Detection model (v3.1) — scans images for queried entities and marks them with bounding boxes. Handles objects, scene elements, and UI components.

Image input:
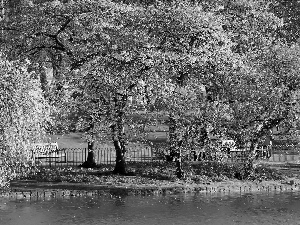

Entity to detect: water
[1,191,300,225]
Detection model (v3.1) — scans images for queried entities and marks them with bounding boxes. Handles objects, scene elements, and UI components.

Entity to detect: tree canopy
[1,0,300,178]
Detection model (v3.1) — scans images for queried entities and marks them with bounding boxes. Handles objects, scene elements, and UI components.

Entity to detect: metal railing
[32,145,300,168]
[33,146,161,167]
[188,146,295,163]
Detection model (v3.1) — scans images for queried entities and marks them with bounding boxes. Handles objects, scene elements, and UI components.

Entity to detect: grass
[10,161,300,196]
[21,161,286,185]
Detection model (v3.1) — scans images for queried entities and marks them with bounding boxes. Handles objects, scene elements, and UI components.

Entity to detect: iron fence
[33,146,162,167]
[188,150,250,163]
[32,147,251,167]
[187,146,300,163]
[32,145,300,168]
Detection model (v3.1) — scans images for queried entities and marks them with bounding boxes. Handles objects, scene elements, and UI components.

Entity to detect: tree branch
[70,51,109,70]
[56,16,72,37]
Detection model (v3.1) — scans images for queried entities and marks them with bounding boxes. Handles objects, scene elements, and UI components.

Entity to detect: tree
[72,48,153,173]
[222,3,299,166]
[121,1,241,177]
[0,0,141,172]
[143,0,300,177]
[3,0,299,180]
[0,55,51,188]
[183,1,300,176]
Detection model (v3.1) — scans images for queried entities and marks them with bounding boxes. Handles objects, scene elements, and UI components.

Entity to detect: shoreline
[6,177,300,197]
[3,161,300,198]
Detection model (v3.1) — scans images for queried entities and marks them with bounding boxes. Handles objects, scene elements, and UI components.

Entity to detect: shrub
[189,161,284,181]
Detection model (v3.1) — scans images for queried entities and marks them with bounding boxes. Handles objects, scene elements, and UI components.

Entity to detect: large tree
[117,1,242,177]
[142,0,300,177]
[200,1,300,176]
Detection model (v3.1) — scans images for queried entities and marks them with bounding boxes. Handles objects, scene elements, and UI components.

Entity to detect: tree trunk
[168,113,184,178]
[81,122,97,168]
[168,113,178,161]
[113,139,126,175]
[39,64,49,98]
[111,96,127,175]
[175,141,184,179]
[81,141,97,168]
[243,141,257,178]
[242,117,286,179]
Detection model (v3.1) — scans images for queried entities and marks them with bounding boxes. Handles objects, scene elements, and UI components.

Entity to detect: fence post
[54,150,57,168]
[65,149,69,166]
[145,147,148,162]
[31,150,35,167]
[106,147,108,164]
[99,148,101,164]
[64,149,67,166]
[110,147,112,164]
[107,147,109,164]
[49,152,52,168]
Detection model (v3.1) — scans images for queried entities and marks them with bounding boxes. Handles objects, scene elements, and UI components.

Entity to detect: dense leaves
[0,56,51,187]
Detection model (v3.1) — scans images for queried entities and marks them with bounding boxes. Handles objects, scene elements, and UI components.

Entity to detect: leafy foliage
[0,56,51,188]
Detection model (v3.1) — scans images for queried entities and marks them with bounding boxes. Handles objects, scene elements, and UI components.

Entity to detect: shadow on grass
[92,162,175,180]
[21,161,286,184]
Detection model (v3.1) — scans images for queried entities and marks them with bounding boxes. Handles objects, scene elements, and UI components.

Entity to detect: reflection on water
[1,191,300,225]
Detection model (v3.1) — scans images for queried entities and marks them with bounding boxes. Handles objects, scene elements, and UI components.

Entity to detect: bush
[251,165,284,181]
[189,161,284,181]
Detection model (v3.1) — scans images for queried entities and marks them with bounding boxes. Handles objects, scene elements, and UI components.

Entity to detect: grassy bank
[7,161,300,197]
[9,161,300,194]
[18,161,294,183]
[19,161,285,183]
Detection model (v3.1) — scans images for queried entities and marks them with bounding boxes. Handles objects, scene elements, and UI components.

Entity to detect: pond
[1,190,300,225]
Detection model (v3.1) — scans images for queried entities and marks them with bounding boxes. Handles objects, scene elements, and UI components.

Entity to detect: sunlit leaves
[0,56,51,186]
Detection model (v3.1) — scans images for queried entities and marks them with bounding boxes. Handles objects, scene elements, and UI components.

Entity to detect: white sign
[32,143,58,155]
